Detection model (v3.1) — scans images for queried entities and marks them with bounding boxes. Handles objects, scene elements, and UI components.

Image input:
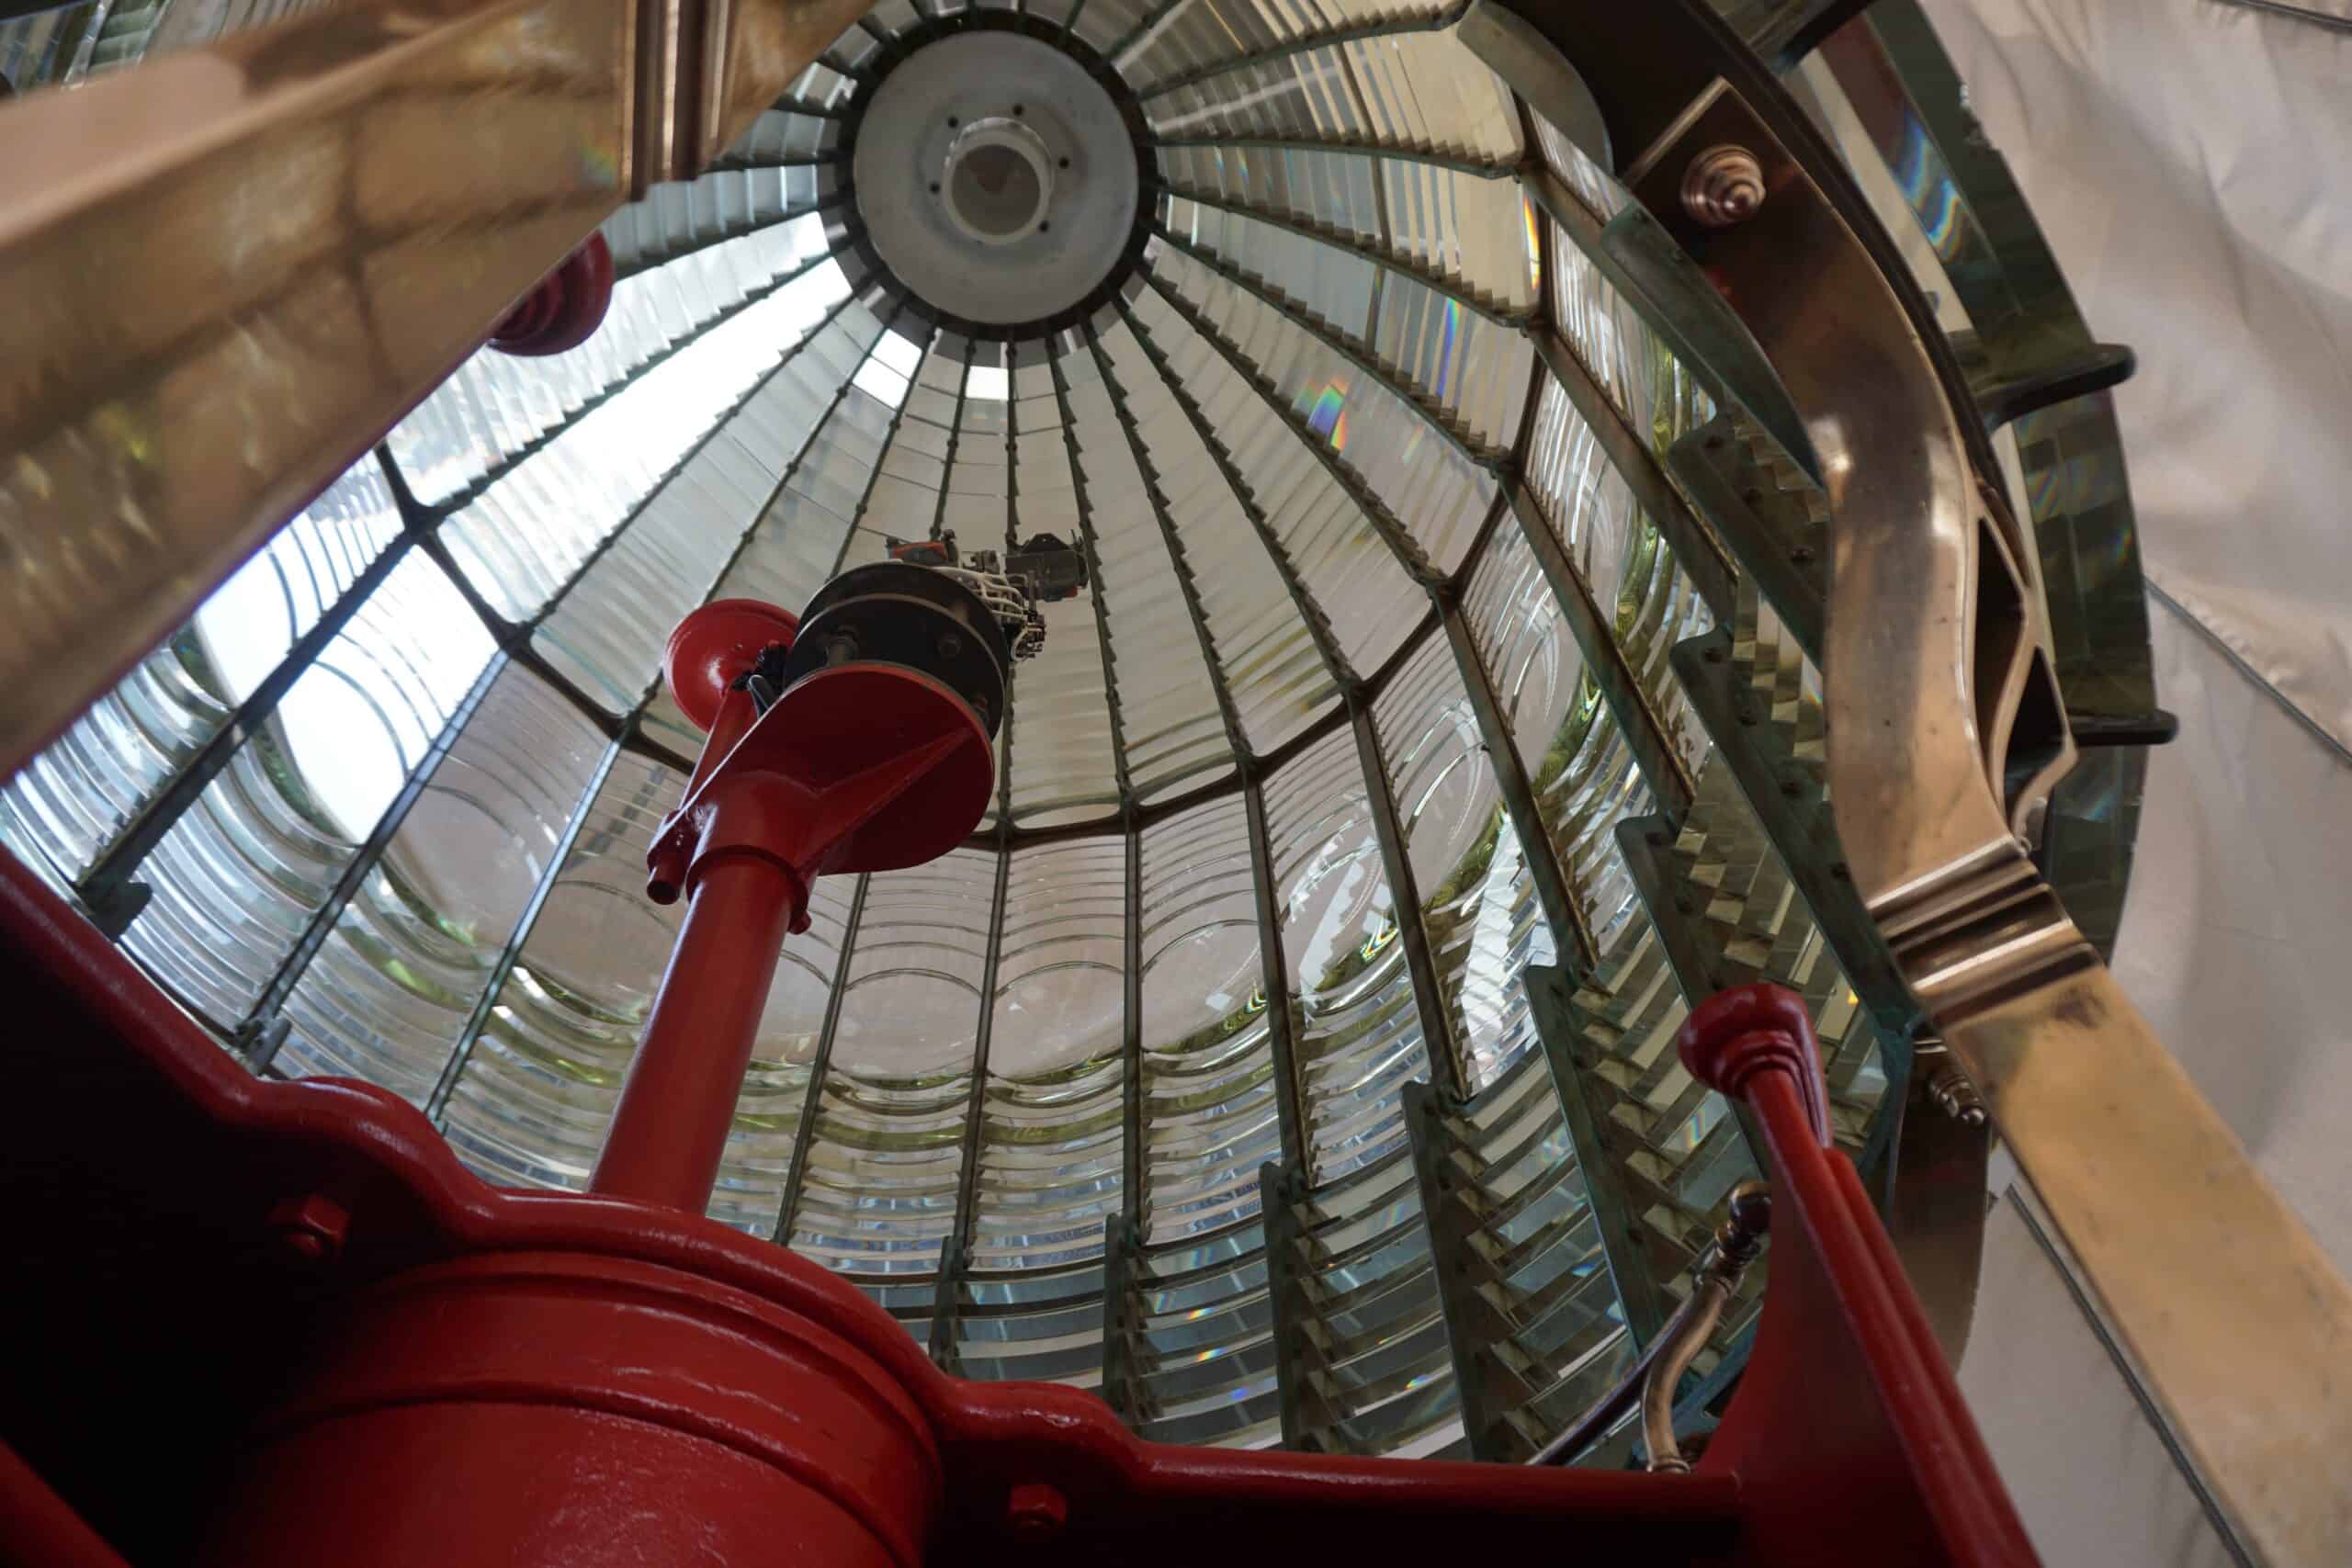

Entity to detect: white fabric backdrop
[1906,3,2351,1561]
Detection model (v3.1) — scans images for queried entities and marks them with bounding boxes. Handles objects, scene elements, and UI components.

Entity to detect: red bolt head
[269,1193,350,1262]
[1005,1483,1068,1540]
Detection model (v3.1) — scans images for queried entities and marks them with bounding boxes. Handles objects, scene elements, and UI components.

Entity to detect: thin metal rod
[769,95,843,120]
[1500,477,1695,820]
[1148,222,1509,471]
[1002,339,1023,557]
[1077,318,1254,763]
[1119,812,1146,1212]
[1129,273,1442,586]
[424,739,628,1122]
[514,288,879,642]
[238,650,513,1039]
[928,829,1015,1368]
[1103,0,1187,65]
[947,608,1447,856]
[1100,810,1148,1420]
[1240,769,1309,1173]
[1044,334,1136,808]
[1111,299,1362,692]
[1160,180,1530,331]
[930,337,971,546]
[1134,5,1472,100]
[73,492,431,922]
[1348,700,1465,1101]
[1438,600,1600,974]
[1259,1156,1333,1449]
[655,147,843,180]
[1149,134,1521,179]
[435,245,845,521]
[1524,325,1736,625]
[774,873,871,1242]
[413,287,873,760]
[612,188,852,279]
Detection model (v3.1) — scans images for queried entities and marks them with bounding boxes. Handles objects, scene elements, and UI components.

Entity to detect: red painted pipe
[590,847,801,1210]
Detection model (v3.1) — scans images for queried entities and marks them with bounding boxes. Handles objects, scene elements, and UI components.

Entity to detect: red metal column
[589,847,802,1210]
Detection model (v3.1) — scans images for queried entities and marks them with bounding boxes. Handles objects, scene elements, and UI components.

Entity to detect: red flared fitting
[1676,981,1833,1148]
[490,231,616,357]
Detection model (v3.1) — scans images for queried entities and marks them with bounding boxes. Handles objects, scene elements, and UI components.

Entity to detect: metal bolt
[1681,144,1766,229]
[270,1193,350,1263]
[1929,1065,1990,1127]
[1718,1180,1771,1266]
[1005,1483,1067,1541]
[938,632,964,660]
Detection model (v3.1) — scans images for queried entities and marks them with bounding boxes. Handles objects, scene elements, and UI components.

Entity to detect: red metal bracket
[596,598,997,1211]
[0,864,2040,1564]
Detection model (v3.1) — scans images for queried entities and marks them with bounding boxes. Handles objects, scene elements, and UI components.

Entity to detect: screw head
[939,632,965,660]
[269,1193,351,1263]
[1005,1483,1067,1540]
[1681,144,1766,229]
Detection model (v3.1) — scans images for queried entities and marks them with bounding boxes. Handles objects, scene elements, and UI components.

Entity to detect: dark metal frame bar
[422,738,628,1121]
[774,872,871,1242]
[240,650,512,1058]
[928,829,1015,1369]
[1158,180,1532,331]
[1132,5,1473,101]
[1128,273,1442,585]
[610,186,853,280]
[1147,221,1510,473]
[1149,134,1521,179]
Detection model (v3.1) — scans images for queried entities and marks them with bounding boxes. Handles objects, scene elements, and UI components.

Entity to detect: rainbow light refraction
[1522,194,1543,295]
[1303,378,1350,449]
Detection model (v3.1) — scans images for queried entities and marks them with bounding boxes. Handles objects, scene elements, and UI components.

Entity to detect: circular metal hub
[783,561,1012,739]
[850,27,1142,331]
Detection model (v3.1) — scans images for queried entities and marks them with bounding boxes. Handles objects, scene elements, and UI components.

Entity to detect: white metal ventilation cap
[849,28,1141,327]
